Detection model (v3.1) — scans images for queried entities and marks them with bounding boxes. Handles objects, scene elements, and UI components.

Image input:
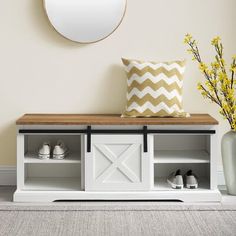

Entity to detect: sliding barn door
[85,135,152,191]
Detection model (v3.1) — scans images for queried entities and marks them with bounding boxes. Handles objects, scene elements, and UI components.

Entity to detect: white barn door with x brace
[85,135,152,191]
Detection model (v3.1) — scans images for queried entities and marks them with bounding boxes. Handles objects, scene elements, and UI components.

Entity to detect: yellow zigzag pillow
[122,58,189,117]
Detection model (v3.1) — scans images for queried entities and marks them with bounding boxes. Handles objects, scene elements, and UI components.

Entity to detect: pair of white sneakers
[38,140,68,160]
[167,169,198,189]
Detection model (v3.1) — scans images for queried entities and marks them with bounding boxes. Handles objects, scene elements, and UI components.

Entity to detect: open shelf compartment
[153,134,211,191]
[21,134,84,191]
[153,134,211,164]
[23,163,82,191]
[23,134,82,163]
[153,163,210,191]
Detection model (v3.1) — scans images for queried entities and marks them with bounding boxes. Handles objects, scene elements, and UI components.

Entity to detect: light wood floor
[1,186,236,205]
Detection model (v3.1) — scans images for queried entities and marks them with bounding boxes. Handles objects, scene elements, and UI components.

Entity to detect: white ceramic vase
[221,130,236,195]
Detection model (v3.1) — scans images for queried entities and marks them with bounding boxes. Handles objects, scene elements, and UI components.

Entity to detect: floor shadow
[0,186,16,202]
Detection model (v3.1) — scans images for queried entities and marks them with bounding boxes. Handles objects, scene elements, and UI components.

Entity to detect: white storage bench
[14,114,221,202]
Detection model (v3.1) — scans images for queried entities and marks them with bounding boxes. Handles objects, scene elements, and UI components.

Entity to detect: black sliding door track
[19,127,216,153]
[19,129,216,134]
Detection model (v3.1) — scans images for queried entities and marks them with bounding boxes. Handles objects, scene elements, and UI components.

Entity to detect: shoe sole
[38,154,50,159]
[52,151,68,160]
[167,179,183,189]
[186,184,198,189]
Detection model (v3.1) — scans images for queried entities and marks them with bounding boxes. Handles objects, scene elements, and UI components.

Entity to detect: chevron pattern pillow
[122,58,189,117]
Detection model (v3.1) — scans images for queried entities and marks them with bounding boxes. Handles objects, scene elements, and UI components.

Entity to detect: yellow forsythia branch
[184,34,236,131]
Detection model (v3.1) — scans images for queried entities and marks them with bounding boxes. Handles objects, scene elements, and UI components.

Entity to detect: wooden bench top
[16,114,218,125]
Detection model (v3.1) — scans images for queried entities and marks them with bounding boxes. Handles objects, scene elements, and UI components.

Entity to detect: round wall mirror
[43,0,127,43]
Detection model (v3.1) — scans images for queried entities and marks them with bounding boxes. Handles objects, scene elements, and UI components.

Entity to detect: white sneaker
[38,142,51,159]
[52,140,68,160]
[167,169,184,189]
[184,170,198,189]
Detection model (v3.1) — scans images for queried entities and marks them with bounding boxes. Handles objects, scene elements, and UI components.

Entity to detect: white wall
[0,0,235,165]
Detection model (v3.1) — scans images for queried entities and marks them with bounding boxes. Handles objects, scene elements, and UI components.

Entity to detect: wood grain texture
[16,114,218,125]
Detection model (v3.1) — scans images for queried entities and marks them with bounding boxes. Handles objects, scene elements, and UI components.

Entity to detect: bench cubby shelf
[14,114,221,202]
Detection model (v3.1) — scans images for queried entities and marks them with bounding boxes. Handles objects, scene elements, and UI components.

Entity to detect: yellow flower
[220,58,225,66]
[211,36,221,46]
[219,109,226,117]
[187,49,192,54]
[184,34,192,44]
[211,61,220,69]
[207,69,214,76]
[225,78,231,86]
[232,123,236,131]
[227,92,234,100]
[205,81,215,92]
[201,91,207,97]
[197,83,202,91]
[211,79,217,86]
[230,65,236,73]
[218,72,227,81]
[199,62,208,72]
[232,55,236,60]
[222,103,230,113]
